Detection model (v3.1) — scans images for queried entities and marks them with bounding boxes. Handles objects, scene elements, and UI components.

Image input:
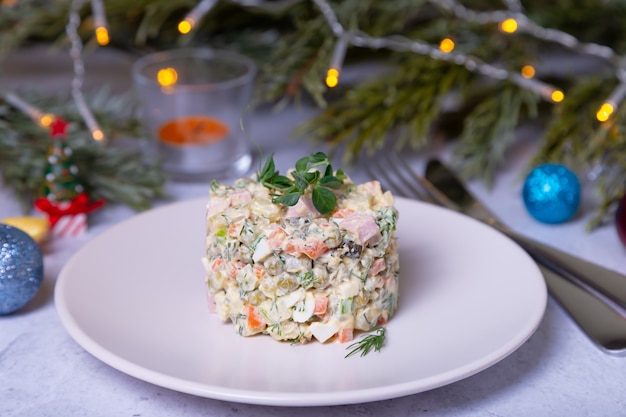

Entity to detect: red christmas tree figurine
[34,117,104,237]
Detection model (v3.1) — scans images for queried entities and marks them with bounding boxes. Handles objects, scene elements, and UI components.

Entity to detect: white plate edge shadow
[54,196,547,407]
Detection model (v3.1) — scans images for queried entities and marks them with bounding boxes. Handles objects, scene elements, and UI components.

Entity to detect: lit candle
[158,116,230,146]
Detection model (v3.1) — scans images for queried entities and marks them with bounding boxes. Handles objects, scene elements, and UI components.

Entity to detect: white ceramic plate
[55,197,546,407]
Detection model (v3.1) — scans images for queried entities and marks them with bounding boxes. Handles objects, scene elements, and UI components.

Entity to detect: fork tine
[389,153,461,211]
[364,152,460,211]
[384,153,434,202]
[364,153,430,201]
[363,154,396,194]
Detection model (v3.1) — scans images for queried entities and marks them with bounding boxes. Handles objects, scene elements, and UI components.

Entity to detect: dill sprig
[345,327,386,358]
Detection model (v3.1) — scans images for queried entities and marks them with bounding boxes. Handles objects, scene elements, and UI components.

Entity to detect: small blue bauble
[522,163,581,224]
[0,224,44,314]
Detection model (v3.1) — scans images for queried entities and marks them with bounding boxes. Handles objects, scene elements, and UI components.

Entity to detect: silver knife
[424,159,626,354]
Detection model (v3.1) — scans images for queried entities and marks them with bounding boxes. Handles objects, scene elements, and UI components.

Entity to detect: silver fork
[365,151,626,355]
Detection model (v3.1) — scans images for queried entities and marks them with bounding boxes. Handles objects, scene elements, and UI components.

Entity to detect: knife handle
[507,229,626,314]
[540,263,626,355]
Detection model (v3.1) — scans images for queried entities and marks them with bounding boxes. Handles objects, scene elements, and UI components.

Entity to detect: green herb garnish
[258,152,346,215]
[344,327,386,358]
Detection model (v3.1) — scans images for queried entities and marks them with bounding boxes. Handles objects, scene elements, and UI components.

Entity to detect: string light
[178,0,217,35]
[326,34,349,88]
[596,102,614,122]
[2,92,56,128]
[18,0,625,140]
[435,0,617,63]
[551,89,565,103]
[439,38,455,53]
[39,113,56,127]
[595,76,626,121]
[499,18,518,34]
[521,65,535,79]
[433,0,626,109]
[313,0,566,104]
[508,74,564,103]
[90,128,104,141]
[325,68,339,88]
[67,0,106,143]
[178,20,193,35]
[91,0,110,46]
[5,0,108,141]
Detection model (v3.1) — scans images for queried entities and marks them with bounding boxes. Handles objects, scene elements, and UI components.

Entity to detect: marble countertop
[1,47,625,417]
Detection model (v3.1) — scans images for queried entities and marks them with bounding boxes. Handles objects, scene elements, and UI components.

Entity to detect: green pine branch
[453,85,540,186]
[0,89,168,212]
[3,0,626,228]
[295,56,471,162]
[532,76,626,229]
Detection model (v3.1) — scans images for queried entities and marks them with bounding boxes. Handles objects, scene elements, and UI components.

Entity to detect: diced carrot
[228,220,243,238]
[267,227,287,249]
[253,265,266,280]
[313,294,328,316]
[283,238,302,257]
[210,258,224,272]
[377,311,389,325]
[316,310,331,322]
[212,258,238,278]
[302,239,328,260]
[245,304,266,331]
[337,327,354,343]
[226,261,239,278]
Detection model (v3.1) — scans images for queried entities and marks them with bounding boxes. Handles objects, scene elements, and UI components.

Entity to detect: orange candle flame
[159,116,229,146]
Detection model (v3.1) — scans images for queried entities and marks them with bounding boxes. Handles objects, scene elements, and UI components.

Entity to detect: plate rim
[54,196,547,406]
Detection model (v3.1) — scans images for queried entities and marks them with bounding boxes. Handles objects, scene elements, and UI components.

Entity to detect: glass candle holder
[132,48,256,181]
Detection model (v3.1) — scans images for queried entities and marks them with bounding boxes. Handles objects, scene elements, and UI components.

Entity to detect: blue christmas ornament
[522,163,581,224]
[0,224,44,315]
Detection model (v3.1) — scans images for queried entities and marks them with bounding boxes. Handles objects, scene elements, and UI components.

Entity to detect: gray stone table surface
[1,47,625,417]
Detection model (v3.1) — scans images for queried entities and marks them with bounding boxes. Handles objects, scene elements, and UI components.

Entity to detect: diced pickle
[275,273,299,295]
[263,253,284,275]
[245,290,264,305]
[343,239,362,259]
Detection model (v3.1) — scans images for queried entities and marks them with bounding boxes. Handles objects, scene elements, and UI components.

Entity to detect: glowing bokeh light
[95,27,110,46]
[551,90,565,103]
[39,113,55,128]
[596,102,614,122]
[439,38,455,53]
[500,18,518,34]
[178,19,194,34]
[521,65,535,79]
[157,67,178,87]
[92,129,105,141]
